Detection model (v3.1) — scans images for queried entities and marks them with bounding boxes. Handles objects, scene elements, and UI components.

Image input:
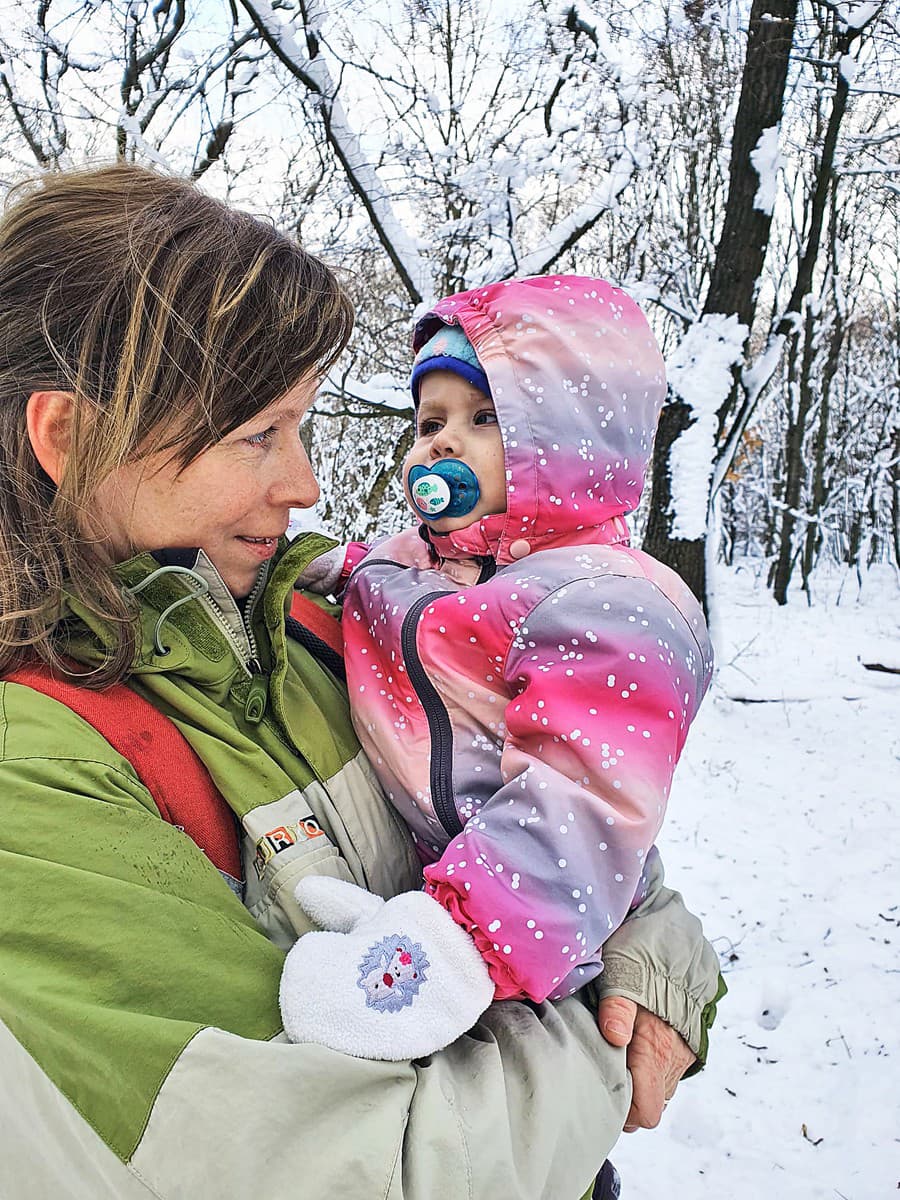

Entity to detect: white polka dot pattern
[341,276,713,1004]
[345,537,712,1002]
[412,275,666,567]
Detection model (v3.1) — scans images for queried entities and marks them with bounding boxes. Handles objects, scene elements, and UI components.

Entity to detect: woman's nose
[271,441,320,509]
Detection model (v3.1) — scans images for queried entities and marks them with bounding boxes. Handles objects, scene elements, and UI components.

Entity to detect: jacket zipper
[196,569,270,724]
[476,557,496,583]
[242,568,268,662]
[401,590,463,839]
[240,570,270,723]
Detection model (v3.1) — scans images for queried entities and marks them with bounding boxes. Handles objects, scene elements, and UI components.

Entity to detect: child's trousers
[580,1159,621,1200]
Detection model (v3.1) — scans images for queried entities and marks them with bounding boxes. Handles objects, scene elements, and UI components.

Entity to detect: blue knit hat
[410,325,490,404]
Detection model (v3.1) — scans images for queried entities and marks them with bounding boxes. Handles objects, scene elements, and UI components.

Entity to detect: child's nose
[431,425,460,457]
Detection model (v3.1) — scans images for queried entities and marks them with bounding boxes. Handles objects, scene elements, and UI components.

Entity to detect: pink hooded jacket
[341,276,713,1003]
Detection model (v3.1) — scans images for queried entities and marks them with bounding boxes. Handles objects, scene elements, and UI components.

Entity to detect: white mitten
[279,876,495,1060]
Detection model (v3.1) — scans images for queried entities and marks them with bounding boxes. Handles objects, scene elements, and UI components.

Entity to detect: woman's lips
[237,535,279,560]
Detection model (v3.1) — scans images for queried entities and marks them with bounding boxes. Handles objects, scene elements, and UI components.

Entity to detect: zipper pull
[244,659,269,724]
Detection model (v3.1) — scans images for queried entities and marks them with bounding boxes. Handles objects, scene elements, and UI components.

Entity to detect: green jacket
[0,535,723,1199]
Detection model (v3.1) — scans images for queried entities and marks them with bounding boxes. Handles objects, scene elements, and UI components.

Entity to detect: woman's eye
[474,409,498,425]
[245,427,276,447]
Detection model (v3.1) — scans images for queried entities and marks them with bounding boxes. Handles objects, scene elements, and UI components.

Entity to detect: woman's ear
[26,391,74,485]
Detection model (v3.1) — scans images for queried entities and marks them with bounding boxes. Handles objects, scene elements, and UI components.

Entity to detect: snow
[834,2,881,31]
[667,314,748,540]
[839,53,858,85]
[509,121,646,281]
[288,504,337,537]
[613,559,900,1200]
[116,112,172,170]
[750,125,782,215]
[320,369,411,413]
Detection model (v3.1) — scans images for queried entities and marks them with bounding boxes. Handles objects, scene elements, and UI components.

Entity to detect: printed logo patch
[357,935,429,1012]
[253,818,324,878]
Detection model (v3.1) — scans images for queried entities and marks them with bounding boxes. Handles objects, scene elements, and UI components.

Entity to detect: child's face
[404,370,506,532]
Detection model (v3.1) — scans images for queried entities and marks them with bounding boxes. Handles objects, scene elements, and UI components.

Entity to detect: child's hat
[410,325,490,404]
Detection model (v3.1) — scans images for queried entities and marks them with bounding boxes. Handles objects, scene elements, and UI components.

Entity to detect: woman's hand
[597,996,696,1131]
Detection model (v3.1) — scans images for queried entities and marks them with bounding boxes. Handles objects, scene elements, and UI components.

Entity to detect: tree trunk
[802,304,841,587]
[365,426,415,521]
[704,0,799,338]
[643,395,708,602]
[720,482,736,566]
[645,0,798,609]
[773,311,815,604]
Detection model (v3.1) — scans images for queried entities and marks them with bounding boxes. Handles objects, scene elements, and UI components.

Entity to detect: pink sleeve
[424,574,712,1002]
[341,541,371,585]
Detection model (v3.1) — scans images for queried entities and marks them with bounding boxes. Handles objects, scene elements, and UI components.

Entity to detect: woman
[0,165,722,1199]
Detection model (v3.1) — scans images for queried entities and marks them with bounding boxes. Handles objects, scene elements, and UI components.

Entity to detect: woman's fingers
[621,1005,696,1132]
[596,994,638,1047]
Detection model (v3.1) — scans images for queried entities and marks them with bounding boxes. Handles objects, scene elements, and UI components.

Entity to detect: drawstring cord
[126,565,211,656]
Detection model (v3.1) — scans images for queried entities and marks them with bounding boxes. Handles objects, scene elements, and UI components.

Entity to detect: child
[280,274,714,1064]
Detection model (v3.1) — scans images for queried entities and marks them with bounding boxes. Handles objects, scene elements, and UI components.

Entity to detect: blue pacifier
[408,459,481,520]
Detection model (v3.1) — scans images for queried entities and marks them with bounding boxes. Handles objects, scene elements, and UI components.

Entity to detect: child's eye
[474,409,498,426]
[418,418,441,436]
[245,427,276,447]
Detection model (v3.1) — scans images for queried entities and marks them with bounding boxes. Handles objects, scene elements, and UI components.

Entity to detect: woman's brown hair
[0,163,353,685]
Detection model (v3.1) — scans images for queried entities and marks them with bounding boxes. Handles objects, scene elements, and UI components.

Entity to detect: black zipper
[400,589,463,838]
[476,556,496,583]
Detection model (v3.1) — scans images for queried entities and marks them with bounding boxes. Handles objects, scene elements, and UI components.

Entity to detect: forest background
[0,0,897,617]
[0,1,897,1197]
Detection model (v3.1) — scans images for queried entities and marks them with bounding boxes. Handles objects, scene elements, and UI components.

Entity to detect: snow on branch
[116,111,173,170]
[667,314,748,540]
[318,370,413,419]
[750,125,783,215]
[240,0,434,306]
[0,44,53,166]
[709,330,788,500]
[742,483,844,533]
[833,1,881,30]
[512,122,643,279]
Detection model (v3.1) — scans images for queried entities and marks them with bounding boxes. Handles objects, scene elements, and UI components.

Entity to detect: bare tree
[0,0,265,176]
[1,0,897,580]
[643,0,798,606]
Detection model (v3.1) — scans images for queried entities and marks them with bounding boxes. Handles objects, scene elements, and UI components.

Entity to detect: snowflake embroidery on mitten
[357,935,429,1012]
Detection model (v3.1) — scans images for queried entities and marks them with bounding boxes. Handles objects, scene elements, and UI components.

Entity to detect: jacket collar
[59,532,338,683]
[423,512,632,566]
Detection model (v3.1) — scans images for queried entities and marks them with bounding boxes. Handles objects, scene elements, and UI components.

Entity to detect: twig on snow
[825,1032,852,1059]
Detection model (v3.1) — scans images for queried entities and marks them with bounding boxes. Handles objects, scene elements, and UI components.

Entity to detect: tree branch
[239,0,433,305]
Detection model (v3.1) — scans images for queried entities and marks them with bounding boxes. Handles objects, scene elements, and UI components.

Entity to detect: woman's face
[91,376,320,599]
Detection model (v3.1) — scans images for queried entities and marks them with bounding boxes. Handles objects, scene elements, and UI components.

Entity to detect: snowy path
[612,564,899,1200]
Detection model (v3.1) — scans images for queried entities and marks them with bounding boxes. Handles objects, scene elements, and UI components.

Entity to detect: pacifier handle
[408,459,481,520]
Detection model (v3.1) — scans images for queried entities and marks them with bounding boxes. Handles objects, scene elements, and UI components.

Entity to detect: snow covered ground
[613,560,900,1200]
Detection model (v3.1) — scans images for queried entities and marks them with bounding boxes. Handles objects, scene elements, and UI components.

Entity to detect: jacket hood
[412,275,666,565]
